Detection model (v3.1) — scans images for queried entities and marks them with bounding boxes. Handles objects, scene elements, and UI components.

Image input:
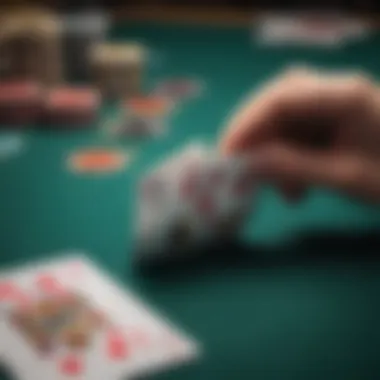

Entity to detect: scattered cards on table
[134,142,257,264]
[108,96,174,139]
[255,12,371,47]
[0,254,200,380]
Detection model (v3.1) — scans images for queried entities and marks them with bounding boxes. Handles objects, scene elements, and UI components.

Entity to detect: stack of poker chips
[0,81,44,125]
[43,86,101,128]
[0,8,63,86]
[90,42,147,100]
[0,81,100,128]
[62,9,109,82]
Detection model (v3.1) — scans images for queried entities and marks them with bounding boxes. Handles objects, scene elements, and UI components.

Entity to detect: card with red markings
[0,253,200,379]
[135,142,257,264]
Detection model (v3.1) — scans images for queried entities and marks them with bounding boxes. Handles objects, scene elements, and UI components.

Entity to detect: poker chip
[68,148,130,174]
[44,87,100,127]
[125,96,173,118]
[0,134,25,160]
[47,87,100,110]
[91,42,146,68]
[0,81,43,124]
[0,81,42,104]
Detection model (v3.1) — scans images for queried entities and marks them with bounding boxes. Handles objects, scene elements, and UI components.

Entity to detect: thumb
[249,144,380,201]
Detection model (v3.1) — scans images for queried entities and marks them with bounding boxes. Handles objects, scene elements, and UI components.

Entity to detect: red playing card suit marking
[35,274,64,294]
[106,329,129,360]
[0,282,16,300]
[196,195,216,218]
[180,169,199,199]
[59,354,84,376]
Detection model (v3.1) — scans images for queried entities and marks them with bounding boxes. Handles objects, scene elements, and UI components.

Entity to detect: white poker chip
[90,42,147,67]
[0,134,24,160]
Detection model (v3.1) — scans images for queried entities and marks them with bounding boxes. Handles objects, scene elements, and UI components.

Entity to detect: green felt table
[2,21,380,380]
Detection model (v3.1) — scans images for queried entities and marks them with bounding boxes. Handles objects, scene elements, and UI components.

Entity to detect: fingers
[249,144,380,202]
[220,68,378,155]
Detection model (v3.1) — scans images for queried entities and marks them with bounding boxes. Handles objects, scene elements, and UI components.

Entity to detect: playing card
[135,143,208,262]
[124,96,173,137]
[0,254,199,379]
[135,142,257,263]
[177,147,256,241]
[112,112,163,139]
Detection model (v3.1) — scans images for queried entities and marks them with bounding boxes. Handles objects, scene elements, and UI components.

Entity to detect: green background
[1,22,380,379]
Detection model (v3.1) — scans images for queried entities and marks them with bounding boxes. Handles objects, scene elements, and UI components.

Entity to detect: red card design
[59,353,84,376]
[106,329,128,360]
[35,274,65,295]
[0,281,16,301]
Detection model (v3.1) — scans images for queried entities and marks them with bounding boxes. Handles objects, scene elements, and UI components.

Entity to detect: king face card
[0,254,200,380]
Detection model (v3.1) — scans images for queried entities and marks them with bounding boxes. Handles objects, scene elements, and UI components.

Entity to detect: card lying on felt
[134,142,257,264]
[0,254,200,380]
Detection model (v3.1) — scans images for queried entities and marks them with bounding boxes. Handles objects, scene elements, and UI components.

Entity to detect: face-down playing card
[0,254,199,380]
[135,142,257,262]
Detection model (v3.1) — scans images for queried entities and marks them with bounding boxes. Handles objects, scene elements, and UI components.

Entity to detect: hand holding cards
[134,142,257,264]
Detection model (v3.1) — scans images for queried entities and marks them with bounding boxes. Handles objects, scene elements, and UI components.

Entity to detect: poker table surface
[2,20,380,380]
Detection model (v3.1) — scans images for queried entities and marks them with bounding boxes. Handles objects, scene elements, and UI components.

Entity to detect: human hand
[220,68,380,203]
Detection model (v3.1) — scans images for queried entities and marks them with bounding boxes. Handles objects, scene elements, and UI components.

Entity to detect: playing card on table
[0,253,200,380]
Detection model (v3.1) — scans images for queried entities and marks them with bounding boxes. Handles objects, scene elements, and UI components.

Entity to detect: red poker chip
[46,87,100,111]
[125,96,172,118]
[0,81,43,105]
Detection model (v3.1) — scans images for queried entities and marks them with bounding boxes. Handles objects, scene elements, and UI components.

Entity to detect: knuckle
[283,66,312,80]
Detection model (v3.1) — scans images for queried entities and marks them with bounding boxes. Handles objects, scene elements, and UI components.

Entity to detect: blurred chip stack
[0,8,63,86]
[44,86,101,128]
[90,42,147,100]
[0,81,43,125]
[62,9,109,82]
